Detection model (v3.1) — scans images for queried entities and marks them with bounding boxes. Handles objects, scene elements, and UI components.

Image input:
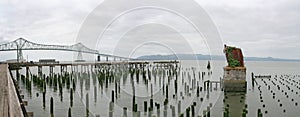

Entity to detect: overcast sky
[0,0,300,61]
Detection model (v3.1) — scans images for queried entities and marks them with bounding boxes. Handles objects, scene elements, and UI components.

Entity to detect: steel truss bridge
[0,37,129,62]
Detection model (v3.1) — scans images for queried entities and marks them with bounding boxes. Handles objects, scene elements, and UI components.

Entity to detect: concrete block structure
[223,45,247,92]
[223,67,247,92]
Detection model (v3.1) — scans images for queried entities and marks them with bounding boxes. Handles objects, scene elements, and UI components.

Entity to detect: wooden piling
[50,97,54,117]
[150,98,153,109]
[86,93,89,117]
[178,100,181,115]
[123,107,127,117]
[94,86,97,103]
[207,106,210,117]
[70,88,73,107]
[112,90,114,102]
[43,92,46,109]
[166,85,168,99]
[171,106,175,117]
[186,107,190,117]
[191,105,195,116]
[68,107,71,117]
[144,101,147,112]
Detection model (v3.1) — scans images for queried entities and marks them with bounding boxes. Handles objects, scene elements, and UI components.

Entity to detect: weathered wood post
[68,107,71,117]
[123,107,127,117]
[156,103,160,117]
[144,101,147,112]
[150,98,153,109]
[38,66,42,78]
[186,107,190,117]
[109,101,114,117]
[50,97,54,117]
[43,92,46,109]
[178,100,181,115]
[171,105,175,117]
[191,105,195,117]
[166,85,168,99]
[115,82,118,99]
[70,88,73,107]
[207,106,211,117]
[94,86,97,103]
[26,66,29,78]
[16,69,20,80]
[257,108,262,117]
[112,90,114,102]
[86,93,89,117]
[210,82,212,91]
[197,86,200,97]
[49,66,54,78]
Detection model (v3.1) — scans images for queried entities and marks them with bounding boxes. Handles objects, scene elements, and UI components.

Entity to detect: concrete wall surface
[223,67,247,92]
[0,64,24,117]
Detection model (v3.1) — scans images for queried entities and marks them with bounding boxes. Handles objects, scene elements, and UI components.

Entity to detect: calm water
[15,60,300,117]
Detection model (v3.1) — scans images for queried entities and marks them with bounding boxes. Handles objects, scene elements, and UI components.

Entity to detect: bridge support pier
[17,48,23,62]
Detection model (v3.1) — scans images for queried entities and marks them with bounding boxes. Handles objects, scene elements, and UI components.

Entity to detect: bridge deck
[0,64,24,117]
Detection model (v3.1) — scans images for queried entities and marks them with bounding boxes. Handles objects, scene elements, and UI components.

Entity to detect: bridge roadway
[0,64,25,117]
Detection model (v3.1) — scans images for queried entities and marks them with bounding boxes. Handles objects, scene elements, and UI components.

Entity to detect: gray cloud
[196,0,300,59]
[0,0,300,61]
[0,0,103,43]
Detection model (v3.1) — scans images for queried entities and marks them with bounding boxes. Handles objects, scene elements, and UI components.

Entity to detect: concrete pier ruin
[223,45,247,92]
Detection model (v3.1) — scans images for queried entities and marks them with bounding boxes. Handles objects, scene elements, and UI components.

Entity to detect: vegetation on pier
[225,46,241,67]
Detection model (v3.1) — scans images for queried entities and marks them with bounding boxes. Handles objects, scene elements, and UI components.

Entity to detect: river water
[15,60,300,117]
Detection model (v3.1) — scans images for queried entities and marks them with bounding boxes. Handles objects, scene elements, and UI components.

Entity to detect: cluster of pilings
[15,61,226,117]
[94,62,222,117]
[221,73,300,117]
[248,73,300,117]
[16,64,87,117]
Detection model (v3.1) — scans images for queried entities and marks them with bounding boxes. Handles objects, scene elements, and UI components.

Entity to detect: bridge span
[0,38,130,62]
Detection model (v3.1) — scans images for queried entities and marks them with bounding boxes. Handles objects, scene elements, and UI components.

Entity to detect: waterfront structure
[223,45,247,92]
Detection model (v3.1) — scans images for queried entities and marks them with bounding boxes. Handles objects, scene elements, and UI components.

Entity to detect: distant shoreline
[136,54,300,62]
